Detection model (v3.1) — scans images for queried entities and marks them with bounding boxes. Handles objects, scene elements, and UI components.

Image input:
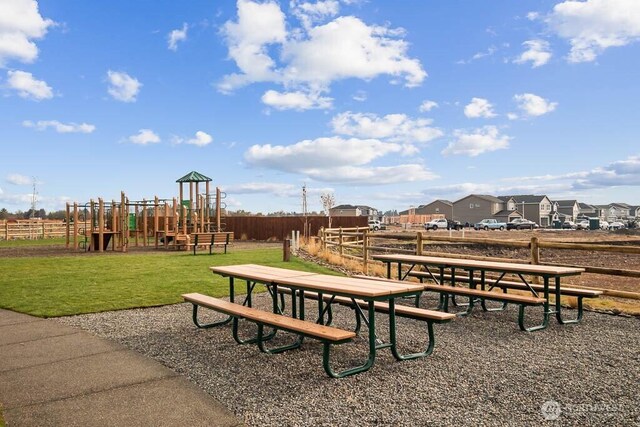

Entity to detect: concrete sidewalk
[0,309,242,427]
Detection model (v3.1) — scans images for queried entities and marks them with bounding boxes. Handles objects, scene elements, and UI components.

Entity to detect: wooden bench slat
[182,293,355,342]
[407,271,602,298]
[421,284,546,305]
[277,288,455,323]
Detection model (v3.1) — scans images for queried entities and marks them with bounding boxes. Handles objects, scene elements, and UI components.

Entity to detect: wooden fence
[319,228,640,300]
[0,220,67,240]
[225,216,367,241]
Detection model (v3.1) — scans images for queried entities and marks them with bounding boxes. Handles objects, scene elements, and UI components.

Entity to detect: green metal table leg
[256,323,302,354]
[389,298,436,360]
[323,302,376,378]
[190,303,232,328]
[555,277,583,324]
[519,276,551,332]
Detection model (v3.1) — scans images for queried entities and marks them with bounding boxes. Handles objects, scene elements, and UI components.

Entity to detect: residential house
[553,200,580,222]
[452,194,519,225]
[500,195,553,227]
[330,204,379,220]
[578,203,599,219]
[609,203,633,220]
[420,200,454,218]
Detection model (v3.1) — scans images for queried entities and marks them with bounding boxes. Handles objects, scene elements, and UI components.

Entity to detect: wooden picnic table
[202,264,437,377]
[372,254,585,331]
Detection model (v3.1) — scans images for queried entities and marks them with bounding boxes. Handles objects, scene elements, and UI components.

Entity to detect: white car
[609,221,625,230]
[600,221,609,230]
[576,220,590,230]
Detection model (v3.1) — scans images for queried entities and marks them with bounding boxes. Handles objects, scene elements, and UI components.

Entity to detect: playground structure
[64,171,227,252]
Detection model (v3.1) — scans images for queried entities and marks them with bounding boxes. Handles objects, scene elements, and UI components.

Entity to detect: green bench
[183,293,356,377]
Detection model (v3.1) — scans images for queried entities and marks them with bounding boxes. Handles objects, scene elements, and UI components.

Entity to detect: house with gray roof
[499,194,553,227]
[453,194,518,225]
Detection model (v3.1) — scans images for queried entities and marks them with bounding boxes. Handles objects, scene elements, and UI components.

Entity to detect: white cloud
[6,70,53,100]
[291,0,340,29]
[107,70,141,102]
[219,1,426,97]
[6,173,31,185]
[352,90,367,102]
[464,97,496,119]
[188,131,213,146]
[282,16,426,88]
[513,93,557,117]
[218,0,287,92]
[245,136,402,170]
[514,39,552,68]
[419,100,438,112]
[442,125,511,157]
[167,23,188,51]
[507,113,519,120]
[0,0,54,66]
[244,135,436,184]
[225,182,298,196]
[331,111,443,144]
[303,164,436,184]
[261,89,333,110]
[127,129,160,145]
[545,0,640,63]
[22,119,95,133]
[572,155,640,189]
[457,45,498,64]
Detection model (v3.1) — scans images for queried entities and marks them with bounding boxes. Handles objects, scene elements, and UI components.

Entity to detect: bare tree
[320,192,335,228]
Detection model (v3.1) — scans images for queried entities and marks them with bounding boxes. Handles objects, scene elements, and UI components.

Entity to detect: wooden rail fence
[1,220,67,240]
[319,228,640,300]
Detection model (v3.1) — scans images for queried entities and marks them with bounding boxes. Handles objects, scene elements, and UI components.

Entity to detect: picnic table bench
[189,232,233,255]
[407,270,601,322]
[183,293,355,358]
[372,254,587,332]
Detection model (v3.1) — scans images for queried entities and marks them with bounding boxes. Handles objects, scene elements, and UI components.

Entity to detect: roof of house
[454,194,504,204]
[331,204,375,211]
[502,194,550,203]
[579,202,596,210]
[553,199,578,205]
[493,209,521,218]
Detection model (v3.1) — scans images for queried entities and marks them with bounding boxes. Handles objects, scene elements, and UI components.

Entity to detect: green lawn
[0,249,337,318]
[0,237,66,247]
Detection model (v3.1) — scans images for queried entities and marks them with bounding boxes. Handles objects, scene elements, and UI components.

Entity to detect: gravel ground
[55,292,640,426]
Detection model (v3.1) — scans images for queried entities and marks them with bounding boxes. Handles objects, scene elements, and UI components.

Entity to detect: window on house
[435,208,440,213]
[470,203,474,209]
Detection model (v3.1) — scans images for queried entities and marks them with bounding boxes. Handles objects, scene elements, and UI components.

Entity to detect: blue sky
[1,0,639,214]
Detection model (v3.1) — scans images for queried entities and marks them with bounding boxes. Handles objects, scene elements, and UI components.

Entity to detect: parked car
[368,220,386,231]
[424,218,462,230]
[506,218,539,230]
[600,221,609,230]
[576,220,590,230]
[562,221,577,229]
[609,221,626,230]
[474,219,507,231]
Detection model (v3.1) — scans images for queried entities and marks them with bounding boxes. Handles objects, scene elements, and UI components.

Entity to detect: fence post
[283,238,291,261]
[530,236,540,284]
[362,230,369,274]
[4,220,7,240]
[416,231,423,256]
[339,227,344,257]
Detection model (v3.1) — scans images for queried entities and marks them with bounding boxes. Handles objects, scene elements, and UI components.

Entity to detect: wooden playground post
[142,199,148,247]
[172,198,178,238]
[195,182,200,216]
[163,202,169,249]
[73,202,79,250]
[216,187,221,231]
[121,192,128,253]
[182,205,187,236]
[154,196,159,249]
[98,198,105,252]
[134,204,139,247]
[205,181,210,231]
[199,195,205,233]
[65,203,70,248]
[110,200,116,251]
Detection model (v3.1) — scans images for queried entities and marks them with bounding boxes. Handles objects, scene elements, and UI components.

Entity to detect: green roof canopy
[176,171,212,183]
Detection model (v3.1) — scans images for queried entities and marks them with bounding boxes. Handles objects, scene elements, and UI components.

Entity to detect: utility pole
[30,177,38,218]
[302,184,308,239]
